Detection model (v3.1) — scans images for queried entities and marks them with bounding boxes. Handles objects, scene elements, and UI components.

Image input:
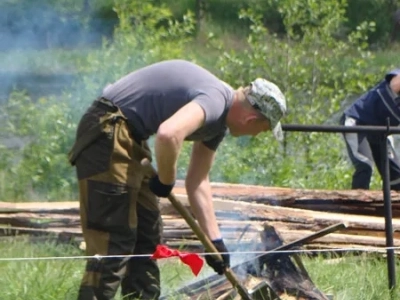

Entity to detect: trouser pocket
[87,180,131,232]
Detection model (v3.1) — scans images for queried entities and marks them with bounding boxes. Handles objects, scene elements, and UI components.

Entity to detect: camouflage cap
[246,78,287,141]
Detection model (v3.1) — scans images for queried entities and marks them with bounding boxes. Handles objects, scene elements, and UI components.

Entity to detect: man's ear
[242,114,258,125]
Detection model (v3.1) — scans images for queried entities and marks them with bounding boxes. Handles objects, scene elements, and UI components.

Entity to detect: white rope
[0,246,399,262]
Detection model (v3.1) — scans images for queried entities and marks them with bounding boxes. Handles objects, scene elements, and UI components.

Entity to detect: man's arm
[185,141,221,240]
[154,102,205,185]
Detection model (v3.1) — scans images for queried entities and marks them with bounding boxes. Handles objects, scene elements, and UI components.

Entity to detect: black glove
[205,239,230,275]
[149,175,174,197]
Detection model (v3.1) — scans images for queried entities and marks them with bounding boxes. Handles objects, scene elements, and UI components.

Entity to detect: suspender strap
[68,99,126,165]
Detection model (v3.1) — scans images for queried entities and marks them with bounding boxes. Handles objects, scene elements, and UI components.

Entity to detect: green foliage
[0,0,196,200]
[2,0,396,52]
[79,0,195,101]
[165,0,397,45]
[0,91,76,200]
[1,0,397,200]
[209,0,384,188]
[345,0,395,45]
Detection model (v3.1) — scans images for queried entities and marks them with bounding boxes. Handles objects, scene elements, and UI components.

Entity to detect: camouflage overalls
[69,98,162,300]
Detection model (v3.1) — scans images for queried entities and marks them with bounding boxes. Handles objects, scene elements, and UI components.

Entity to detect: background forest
[1,0,399,201]
[1,1,400,299]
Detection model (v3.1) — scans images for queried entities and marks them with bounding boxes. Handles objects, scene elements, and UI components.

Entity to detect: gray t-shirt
[102,59,234,150]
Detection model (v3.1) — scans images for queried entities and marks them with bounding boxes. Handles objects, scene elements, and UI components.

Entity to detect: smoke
[0,72,76,104]
[1,3,78,51]
[0,1,116,50]
[0,0,117,102]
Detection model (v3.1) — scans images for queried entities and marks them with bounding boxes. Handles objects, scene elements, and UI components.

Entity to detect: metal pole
[282,123,400,134]
[382,118,396,292]
[281,122,398,292]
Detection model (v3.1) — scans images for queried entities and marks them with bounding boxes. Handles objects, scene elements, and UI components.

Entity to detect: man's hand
[390,74,400,95]
[149,175,175,197]
[204,239,230,275]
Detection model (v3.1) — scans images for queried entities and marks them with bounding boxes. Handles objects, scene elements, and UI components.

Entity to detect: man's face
[390,74,400,94]
[229,117,271,137]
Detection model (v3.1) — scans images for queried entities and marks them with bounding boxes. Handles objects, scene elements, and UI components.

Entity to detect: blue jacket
[345,69,400,126]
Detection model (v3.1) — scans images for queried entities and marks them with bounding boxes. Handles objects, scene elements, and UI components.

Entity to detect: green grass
[303,254,400,300]
[0,237,194,300]
[0,238,400,300]
[0,238,82,299]
[372,42,400,66]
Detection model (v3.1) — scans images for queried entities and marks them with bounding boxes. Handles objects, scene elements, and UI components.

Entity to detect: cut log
[0,226,81,236]
[161,196,400,234]
[0,201,79,214]
[0,213,80,228]
[173,181,400,216]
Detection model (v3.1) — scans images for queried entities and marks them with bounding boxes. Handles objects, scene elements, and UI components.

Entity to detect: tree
[195,0,207,35]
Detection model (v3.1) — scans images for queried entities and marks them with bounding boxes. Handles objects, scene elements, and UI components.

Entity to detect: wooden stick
[141,159,252,300]
[270,222,347,253]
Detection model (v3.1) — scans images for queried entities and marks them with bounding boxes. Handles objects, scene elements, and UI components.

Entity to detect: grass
[303,254,400,300]
[0,238,400,300]
[0,237,194,300]
[371,42,400,66]
[0,238,82,299]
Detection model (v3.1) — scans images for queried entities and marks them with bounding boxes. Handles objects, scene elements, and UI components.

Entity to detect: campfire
[161,223,340,300]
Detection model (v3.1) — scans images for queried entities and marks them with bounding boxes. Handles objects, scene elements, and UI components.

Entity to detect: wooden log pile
[0,181,400,256]
[173,181,400,217]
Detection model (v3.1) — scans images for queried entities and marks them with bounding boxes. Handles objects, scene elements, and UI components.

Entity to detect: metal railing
[282,118,400,293]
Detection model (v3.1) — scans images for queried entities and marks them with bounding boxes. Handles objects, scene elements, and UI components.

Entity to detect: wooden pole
[141,159,252,300]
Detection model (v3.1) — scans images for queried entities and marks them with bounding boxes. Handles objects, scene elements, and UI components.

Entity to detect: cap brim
[272,122,284,141]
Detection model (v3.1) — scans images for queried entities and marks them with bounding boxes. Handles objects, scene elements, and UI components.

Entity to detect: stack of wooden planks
[0,181,400,255]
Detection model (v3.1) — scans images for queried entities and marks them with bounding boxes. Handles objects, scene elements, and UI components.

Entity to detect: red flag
[151,244,204,276]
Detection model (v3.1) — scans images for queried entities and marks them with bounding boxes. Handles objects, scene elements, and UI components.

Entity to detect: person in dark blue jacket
[341,69,400,190]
